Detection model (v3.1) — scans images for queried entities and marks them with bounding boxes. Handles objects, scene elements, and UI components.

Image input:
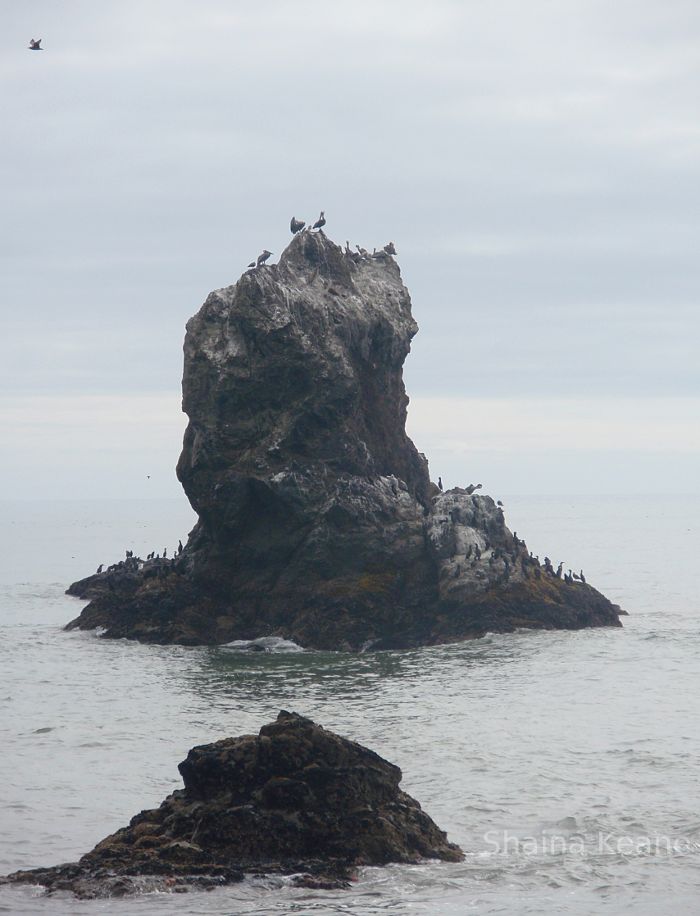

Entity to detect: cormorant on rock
[465,483,483,495]
[256,250,272,267]
[384,242,397,255]
[556,562,563,578]
[290,217,305,234]
[312,211,326,230]
[163,548,167,558]
[438,476,443,491]
[178,540,183,555]
[96,564,103,574]
[580,569,586,583]
[28,39,43,50]
[247,261,255,268]
[497,500,503,507]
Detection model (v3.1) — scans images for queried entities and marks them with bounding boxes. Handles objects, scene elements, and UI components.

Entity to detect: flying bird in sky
[28,39,43,50]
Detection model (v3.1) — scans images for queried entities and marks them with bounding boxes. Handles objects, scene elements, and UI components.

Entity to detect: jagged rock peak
[177,229,430,512]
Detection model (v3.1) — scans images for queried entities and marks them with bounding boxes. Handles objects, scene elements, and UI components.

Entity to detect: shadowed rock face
[65,231,623,648]
[1,712,463,898]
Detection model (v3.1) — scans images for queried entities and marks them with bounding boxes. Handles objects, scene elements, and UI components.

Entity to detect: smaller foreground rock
[0,712,463,898]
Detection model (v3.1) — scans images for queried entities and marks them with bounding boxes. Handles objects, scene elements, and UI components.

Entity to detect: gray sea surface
[0,496,698,915]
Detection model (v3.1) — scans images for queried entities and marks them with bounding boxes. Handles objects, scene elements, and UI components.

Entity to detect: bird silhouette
[28,39,43,50]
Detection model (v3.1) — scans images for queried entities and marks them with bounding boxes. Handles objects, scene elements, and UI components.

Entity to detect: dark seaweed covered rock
[65,230,623,648]
[1,712,463,898]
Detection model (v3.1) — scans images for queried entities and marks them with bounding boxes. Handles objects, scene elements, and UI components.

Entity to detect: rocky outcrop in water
[65,230,623,648]
[1,711,463,898]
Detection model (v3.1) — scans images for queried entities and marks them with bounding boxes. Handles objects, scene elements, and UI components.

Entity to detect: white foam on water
[221,636,306,653]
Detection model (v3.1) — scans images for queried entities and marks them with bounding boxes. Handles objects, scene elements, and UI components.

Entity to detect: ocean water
[0,496,698,915]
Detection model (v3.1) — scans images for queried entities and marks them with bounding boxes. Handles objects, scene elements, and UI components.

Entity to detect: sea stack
[1,712,463,898]
[66,230,623,648]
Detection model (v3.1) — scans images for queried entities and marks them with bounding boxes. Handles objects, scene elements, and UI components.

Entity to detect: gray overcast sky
[2,0,699,498]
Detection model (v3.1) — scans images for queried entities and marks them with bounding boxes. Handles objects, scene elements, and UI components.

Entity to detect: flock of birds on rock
[95,543,184,580]
[247,212,326,269]
[434,481,587,587]
[454,529,587,588]
[247,212,397,271]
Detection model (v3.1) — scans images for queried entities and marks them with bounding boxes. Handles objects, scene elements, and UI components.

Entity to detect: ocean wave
[220,636,305,654]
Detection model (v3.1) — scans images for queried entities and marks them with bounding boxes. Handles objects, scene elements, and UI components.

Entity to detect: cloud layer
[3,1,698,494]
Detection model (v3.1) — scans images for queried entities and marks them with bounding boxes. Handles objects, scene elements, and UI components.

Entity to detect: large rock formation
[1,712,463,898]
[66,231,623,648]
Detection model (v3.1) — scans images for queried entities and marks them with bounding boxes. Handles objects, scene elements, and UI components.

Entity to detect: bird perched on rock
[465,483,483,495]
[356,244,369,257]
[290,217,305,234]
[28,39,43,50]
[256,250,272,267]
[312,211,326,230]
[438,476,443,491]
[383,242,397,255]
